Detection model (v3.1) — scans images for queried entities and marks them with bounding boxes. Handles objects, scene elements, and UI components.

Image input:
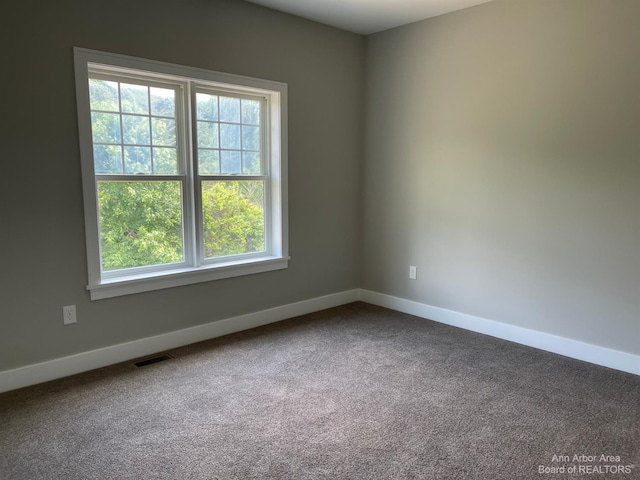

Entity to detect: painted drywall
[1,0,363,371]
[363,0,639,355]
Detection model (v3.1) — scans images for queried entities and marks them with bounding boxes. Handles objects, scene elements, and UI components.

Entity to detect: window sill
[88,256,290,300]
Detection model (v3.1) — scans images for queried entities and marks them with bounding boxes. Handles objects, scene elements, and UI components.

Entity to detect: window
[74,48,288,300]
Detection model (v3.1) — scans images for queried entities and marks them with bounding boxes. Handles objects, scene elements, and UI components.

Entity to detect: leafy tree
[98,181,265,270]
[90,79,177,175]
[98,181,184,271]
[202,181,265,257]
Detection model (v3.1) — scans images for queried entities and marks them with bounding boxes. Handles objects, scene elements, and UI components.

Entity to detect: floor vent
[134,353,174,367]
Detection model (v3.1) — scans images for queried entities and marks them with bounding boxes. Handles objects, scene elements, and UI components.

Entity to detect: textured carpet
[1,302,638,479]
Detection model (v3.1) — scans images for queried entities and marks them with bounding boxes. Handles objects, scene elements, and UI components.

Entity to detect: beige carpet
[1,302,638,479]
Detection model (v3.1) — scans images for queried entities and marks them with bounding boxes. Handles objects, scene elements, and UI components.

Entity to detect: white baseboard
[359,289,640,376]
[0,289,360,394]
[3,288,636,393]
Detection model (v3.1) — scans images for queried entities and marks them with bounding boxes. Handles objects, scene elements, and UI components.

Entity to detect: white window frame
[74,48,288,300]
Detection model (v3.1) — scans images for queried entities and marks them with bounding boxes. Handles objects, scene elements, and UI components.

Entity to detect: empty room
[1,0,638,478]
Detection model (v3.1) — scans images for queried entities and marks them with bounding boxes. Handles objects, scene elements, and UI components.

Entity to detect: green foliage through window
[97,181,266,271]
[76,49,287,299]
[89,78,178,175]
[202,181,265,258]
[98,182,184,271]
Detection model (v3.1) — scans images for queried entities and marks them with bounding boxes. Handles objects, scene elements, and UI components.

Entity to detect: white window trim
[74,48,289,300]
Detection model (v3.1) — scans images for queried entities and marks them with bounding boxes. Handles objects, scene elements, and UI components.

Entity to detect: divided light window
[74,49,288,300]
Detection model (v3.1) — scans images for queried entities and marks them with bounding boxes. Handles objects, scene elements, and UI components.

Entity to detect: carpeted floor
[1,302,638,479]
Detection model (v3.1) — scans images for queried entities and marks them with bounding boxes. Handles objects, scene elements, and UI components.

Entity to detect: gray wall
[1,0,364,370]
[3,0,638,374]
[363,0,639,355]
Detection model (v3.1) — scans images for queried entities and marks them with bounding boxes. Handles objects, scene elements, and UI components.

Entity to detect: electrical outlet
[409,265,417,280]
[63,305,77,325]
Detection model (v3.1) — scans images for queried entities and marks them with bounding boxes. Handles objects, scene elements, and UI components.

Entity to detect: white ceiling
[243,0,495,35]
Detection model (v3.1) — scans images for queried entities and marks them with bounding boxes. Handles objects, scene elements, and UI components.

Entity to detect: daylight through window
[74,49,288,300]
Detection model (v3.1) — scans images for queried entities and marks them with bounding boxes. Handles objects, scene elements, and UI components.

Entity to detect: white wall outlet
[409,265,417,280]
[63,305,77,325]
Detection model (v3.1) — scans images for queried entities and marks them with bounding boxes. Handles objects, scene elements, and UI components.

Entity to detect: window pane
[122,114,150,145]
[150,87,175,117]
[151,118,176,146]
[153,147,178,174]
[219,96,240,123]
[97,181,184,271]
[94,145,123,174]
[242,151,261,175]
[120,83,149,114]
[220,123,240,149]
[197,121,219,148]
[241,99,260,125]
[91,112,121,144]
[89,79,119,112]
[196,93,218,121]
[199,149,220,174]
[124,146,152,174]
[202,181,265,258]
[242,125,260,150]
[221,150,241,174]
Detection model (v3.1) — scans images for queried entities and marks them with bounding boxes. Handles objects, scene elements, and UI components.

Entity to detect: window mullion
[175,81,193,270]
[117,83,125,173]
[188,81,205,268]
[95,174,184,181]
[147,87,154,174]
[198,175,267,181]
